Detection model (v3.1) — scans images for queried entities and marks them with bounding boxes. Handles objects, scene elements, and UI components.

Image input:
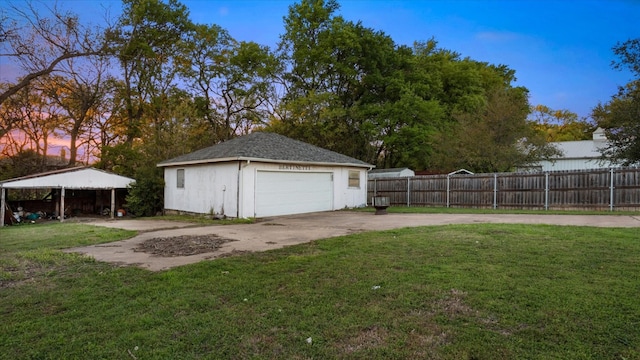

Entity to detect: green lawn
[1,221,639,359]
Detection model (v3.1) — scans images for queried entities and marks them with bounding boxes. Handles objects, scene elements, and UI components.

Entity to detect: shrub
[126,167,164,217]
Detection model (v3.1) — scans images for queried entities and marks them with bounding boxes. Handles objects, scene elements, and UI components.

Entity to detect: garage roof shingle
[157,132,372,168]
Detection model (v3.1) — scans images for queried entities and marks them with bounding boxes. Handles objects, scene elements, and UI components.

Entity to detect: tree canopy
[1,0,590,207]
[530,104,595,142]
[593,38,640,166]
[266,0,556,173]
[593,80,640,166]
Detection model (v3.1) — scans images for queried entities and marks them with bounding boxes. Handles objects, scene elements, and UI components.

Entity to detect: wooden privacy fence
[367,168,640,211]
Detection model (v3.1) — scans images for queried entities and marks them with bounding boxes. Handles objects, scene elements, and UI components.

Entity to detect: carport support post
[1,187,5,227]
[60,187,65,223]
[111,188,116,219]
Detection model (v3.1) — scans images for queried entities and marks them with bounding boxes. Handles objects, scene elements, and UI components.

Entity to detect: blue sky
[3,0,639,119]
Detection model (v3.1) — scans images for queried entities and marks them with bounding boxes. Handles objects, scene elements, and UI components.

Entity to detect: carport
[1,167,135,226]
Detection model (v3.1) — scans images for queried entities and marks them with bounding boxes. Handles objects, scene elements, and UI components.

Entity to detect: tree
[371,88,444,169]
[272,0,407,163]
[84,78,127,164]
[0,1,107,107]
[0,82,25,142]
[179,24,276,143]
[431,71,559,173]
[0,149,46,180]
[593,38,640,166]
[374,40,486,170]
[593,80,640,166]
[109,0,193,147]
[612,38,640,77]
[271,1,551,172]
[125,166,164,216]
[42,55,110,166]
[0,81,62,161]
[0,83,22,138]
[530,104,595,141]
[273,0,354,152]
[178,23,233,143]
[217,41,277,137]
[433,55,566,173]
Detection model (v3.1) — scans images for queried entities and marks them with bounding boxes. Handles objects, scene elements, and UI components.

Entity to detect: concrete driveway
[67,211,640,271]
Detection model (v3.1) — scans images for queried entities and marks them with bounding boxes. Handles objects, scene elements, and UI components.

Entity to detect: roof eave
[547,156,602,161]
[0,184,133,189]
[157,156,242,167]
[158,156,374,169]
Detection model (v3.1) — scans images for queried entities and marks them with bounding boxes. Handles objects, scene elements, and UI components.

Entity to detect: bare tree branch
[0,1,109,107]
[0,50,100,106]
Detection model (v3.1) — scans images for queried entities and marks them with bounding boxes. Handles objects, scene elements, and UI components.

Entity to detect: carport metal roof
[0,167,134,189]
[1,167,135,226]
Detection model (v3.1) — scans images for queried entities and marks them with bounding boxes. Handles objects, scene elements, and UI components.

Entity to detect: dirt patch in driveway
[134,234,237,257]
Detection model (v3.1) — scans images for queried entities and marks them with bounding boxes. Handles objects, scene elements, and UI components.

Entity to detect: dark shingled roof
[157,132,372,168]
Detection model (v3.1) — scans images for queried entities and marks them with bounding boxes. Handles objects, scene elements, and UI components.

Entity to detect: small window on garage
[348,170,360,188]
[177,169,185,188]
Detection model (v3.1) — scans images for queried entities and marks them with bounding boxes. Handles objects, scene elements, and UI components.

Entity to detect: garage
[158,132,373,218]
[255,171,333,217]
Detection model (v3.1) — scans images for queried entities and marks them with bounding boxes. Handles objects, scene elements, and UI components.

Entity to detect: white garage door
[256,171,333,217]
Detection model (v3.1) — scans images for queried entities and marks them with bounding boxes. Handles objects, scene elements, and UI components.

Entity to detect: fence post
[493,173,498,209]
[446,175,450,208]
[610,169,615,212]
[374,179,377,197]
[544,172,549,211]
[407,177,410,207]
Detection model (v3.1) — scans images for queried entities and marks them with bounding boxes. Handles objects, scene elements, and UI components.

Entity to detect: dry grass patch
[339,325,389,354]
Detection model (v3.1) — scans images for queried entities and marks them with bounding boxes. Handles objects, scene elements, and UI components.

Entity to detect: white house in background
[535,128,616,172]
[157,132,374,218]
[367,167,415,179]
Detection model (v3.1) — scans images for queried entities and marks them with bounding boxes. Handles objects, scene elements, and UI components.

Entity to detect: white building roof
[553,140,606,159]
[0,167,135,189]
[532,128,614,172]
[549,127,609,160]
[368,167,415,179]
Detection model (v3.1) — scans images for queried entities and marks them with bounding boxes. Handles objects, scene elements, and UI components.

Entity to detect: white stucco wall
[334,166,368,208]
[163,162,239,217]
[163,160,369,218]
